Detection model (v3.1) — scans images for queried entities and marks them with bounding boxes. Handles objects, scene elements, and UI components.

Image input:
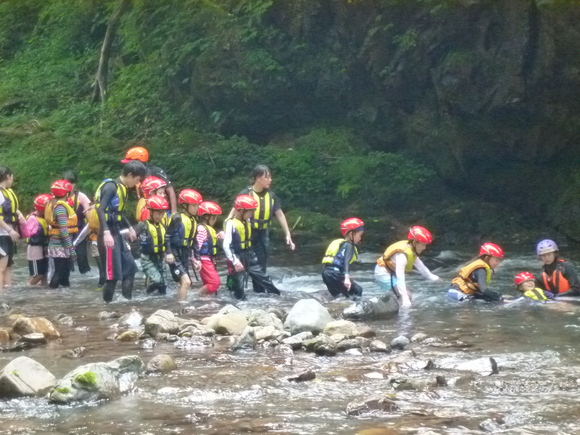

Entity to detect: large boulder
[144,310,181,336]
[213,312,249,336]
[343,294,399,320]
[11,317,60,340]
[303,334,337,356]
[49,356,144,404]
[323,320,359,337]
[0,357,56,397]
[284,300,334,335]
[146,355,176,373]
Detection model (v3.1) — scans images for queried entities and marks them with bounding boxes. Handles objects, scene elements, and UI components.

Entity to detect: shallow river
[2,244,580,434]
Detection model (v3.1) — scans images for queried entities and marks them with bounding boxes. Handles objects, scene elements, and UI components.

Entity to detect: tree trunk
[92,0,131,103]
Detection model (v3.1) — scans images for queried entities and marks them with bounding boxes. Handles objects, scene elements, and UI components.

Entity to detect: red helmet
[340,217,365,236]
[50,179,73,197]
[479,242,504,258]
[234,194,258,210]
[141,176,167,198]
[514,272,535,287]
[121,146,149,163]
[33,194,52,213]
[147,195,169,211]
[198,201,222,216]
[178,189,203,205]
[408,226,433,244]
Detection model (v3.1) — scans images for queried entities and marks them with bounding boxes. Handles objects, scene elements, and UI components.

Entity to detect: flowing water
[2,245,580,434]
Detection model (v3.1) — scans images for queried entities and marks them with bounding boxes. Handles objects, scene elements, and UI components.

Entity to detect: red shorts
[200,258,220,293]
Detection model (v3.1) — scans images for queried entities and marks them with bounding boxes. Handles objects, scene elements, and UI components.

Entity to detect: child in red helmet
[375,226,440,308]
[447,243,504,302]
[21,194,52,286]
[321,218,365,298]
[513,272,554,302]
[196,201,223,296]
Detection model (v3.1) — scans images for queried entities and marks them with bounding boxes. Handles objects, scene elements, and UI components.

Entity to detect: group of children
[321,217,578,306]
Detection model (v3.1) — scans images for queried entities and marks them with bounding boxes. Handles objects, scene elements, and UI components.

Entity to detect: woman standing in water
[0,166,24,289]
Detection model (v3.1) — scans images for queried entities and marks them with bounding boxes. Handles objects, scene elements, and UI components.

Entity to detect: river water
[2,245,580,434]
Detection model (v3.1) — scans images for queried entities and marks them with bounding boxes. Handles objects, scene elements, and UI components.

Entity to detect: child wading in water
[374,225,440,308]
[447,243,504,302]
[196,201,222,296]
[321,218,365,299]
[513,272,554,302]
[21,194,52,286]
[536,239,580,296]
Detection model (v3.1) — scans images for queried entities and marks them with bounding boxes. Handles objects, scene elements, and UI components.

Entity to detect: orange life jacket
[542,259,571,294]
[45,200,79,236]
[451,259,492,295]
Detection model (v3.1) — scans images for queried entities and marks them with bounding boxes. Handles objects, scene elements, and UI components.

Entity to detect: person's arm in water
[223,220,243,271]
[413,257,440,281]
[393,252,412,307]
[473,268,502,301]
[274,209,295,250]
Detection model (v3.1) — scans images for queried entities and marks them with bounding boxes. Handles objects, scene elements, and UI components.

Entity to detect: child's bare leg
[198,285,209,296]
[0,257,8,290]
[29,275,43,285]
[177,275,191,301]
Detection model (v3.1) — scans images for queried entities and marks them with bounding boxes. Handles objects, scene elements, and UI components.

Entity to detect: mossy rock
[74,371,97,387]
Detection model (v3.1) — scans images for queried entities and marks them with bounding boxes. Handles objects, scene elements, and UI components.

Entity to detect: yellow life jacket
[45,200,79,236]
[377,240,417,273]
[226,217,252,253]
[522,288,550,301]
[0,187,19,224]
[142,220,166,254]
[250,189,273,230]
[137,198,169,226]
[169,212,197,248]
[452,259,492,295]
[26,213,49,246]
[198,223,218,256]
[322,239,359,271]
[93,179,128,225]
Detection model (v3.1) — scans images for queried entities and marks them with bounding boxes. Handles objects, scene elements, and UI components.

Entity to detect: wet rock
[116,330,141,342]
[166,335,179,342]
[337,339,361,352]
[49,355,144,404]
[323,320,359,337]
[118,309,144,329]
[439,357,499,376]
[155,332,169,342]
[370,340,390,353]
[0,328,10,345]
[146,354,176,373]
[364,372,384,380]
[0,302,10,313]
[287,369,316,382]
[174,336,213,349]
[63,347,86,359]
[53,314,74,327]
[230,326,256,350]
[145,310,181,336]
[267,307,286,322]
[20,333,47,345]
[12,317,60,340]
[390,336,410,350]
[303,334,337,356]
[411,333,428,343]
[247,309,283,330]
[355,324,376,338]
[0,356,57,397]
[346,396,399,416]
[284,299,334,335]
[329,333,347,344]
[356,337,372,348]
[281,331,313,349]
[393,378,427,391]
[274,330,291,342]
[139,339,156,349]
[3,341,34,352]
[74,326,89,332]
[343,294,398,320]
[254,325,279,341]
[480,417,505,432]
[435,376,447,386]
[345,348,363,356]
[98,311,121,320]
[214,312,249,336]
[217,304,241,315]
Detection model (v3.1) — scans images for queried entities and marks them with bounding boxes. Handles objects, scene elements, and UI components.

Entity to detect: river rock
[346,396,399,416]
[254,325,278,341]
[53,314,74,327]
[356,337,372,348]
[146,354,176,373]
[139,339,156,349]
[281,331,313,349]
[411,333,428,343]
[98,311,121,320]
[63,347,86,359]
[145,310,182,336]
[0,328,10,345]
[116,330,141,342]
[0,356,56,397]
[303,334,337,356]
[439,357,499,376]
[391,336,410,350]
[217,304,241,315]
[343,294,399,320]
[20,333,48,345]
[287,370,316,382]
[247,309,283,330]
[329,333,347,344]
[11,317,60,340]
[267,307,286,322]
[370,339,390,353]
[284,299,334,335]
[118,309,144,329]
[337,339,361,352]
[213,312,249,336]
[323,320,359,337]
[230,326,256,350]
[49,355,144,404]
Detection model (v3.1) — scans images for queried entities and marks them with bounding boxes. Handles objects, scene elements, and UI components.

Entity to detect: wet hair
[0,166,13,182]
[122,161,147,178]
[63,170,77,184]
[250,165,271,182]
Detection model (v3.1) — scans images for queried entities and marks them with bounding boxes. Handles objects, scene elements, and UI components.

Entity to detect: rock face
[0,357,57,397]
[144,310,181,336]
[343,295,399,320]
[284,300,334,335]
[11,317,60,340]
[49,356,144,404]
[146,355,176,373]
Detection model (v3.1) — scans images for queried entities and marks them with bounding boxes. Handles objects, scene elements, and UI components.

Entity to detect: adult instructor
[233,165,295,272]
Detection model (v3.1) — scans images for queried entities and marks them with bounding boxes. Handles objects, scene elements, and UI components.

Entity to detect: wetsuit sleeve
[564,262,580,293]
[271,191,282,212]
[96,182,117,234]
[341,242,354,274]
[473,268,489,293]
[222,220,240,264]
[413,256,439,281]
[165,214,181,255]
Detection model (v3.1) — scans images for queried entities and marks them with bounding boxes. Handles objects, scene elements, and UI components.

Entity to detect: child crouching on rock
[321,218,364,299]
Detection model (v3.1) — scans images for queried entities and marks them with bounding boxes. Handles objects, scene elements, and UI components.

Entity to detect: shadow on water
[2,245,580,433]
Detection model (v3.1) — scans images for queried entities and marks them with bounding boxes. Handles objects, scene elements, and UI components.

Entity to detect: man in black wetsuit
[95,161,147,303]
